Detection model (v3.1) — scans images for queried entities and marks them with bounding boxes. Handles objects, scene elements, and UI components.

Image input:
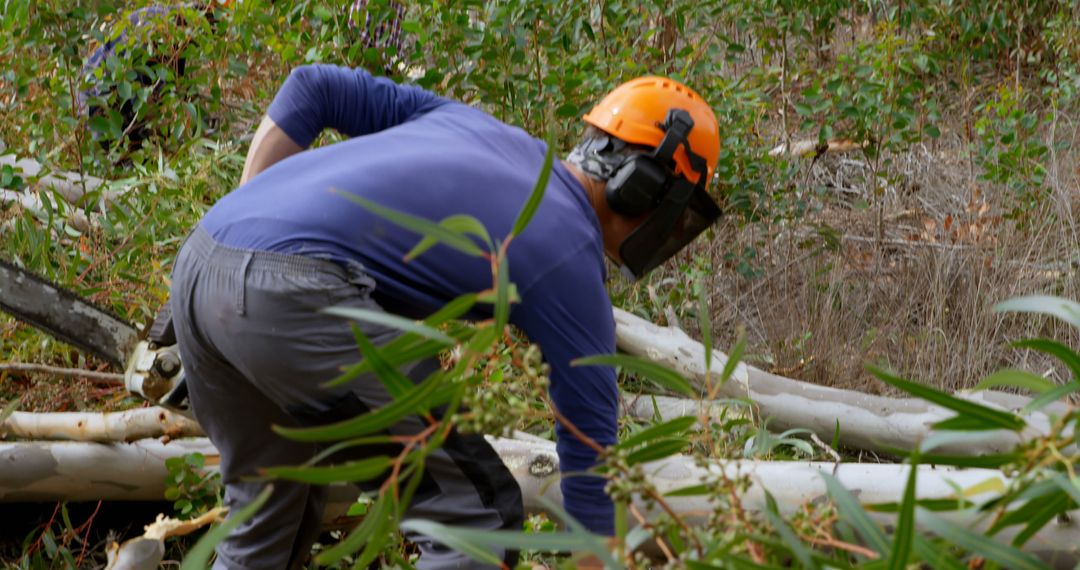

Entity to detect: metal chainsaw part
[0,257,138,367]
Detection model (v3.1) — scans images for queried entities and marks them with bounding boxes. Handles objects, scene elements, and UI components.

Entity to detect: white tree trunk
[613,308,1067,455]
[1,437,1076,566]
[1,408,203,442]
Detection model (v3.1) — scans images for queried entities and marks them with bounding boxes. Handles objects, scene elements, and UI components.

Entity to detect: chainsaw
[0,257,190,416]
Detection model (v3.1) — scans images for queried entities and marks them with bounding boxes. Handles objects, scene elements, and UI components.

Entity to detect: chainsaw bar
[0,257,139,367]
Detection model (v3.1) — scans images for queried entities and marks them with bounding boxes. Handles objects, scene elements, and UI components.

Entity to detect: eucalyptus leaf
[919,509,1045,570]
[887,456,918,570]
[510,133,555,237]
[994,295,1080,330]
[1011,338,1080,381]
[335,191,485,258]
[275,372,442,442]
[323,306,455,345]
[626,437,689,465]
[762,492,816,569]
[616,416,697,450]
[821,472,889,556]
[718,331,745,387]
[574,354,696,396]
[315,494,391,565]
[868,365,1025,432]
[972,368,1056,394]
[263,456,390,484]
[180,486,273,570]
[406,214,494,260]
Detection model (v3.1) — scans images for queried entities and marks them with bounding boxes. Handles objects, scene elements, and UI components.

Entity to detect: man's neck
[561,160,607,220]
[561,160,628,264]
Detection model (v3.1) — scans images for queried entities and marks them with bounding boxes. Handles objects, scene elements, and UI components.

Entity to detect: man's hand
[239,116,304,185]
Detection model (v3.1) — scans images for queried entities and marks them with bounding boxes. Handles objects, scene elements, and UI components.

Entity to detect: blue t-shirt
[200,64,618,534]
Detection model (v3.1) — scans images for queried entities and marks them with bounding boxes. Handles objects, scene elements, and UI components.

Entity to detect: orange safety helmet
[583,76,720,186]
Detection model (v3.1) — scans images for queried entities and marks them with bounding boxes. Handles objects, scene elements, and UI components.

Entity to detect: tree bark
[1,408,204,442]
[1,437,1076,566]
[613,308,1068,455]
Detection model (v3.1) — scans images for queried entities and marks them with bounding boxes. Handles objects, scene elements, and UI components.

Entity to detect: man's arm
[239,116,303,185]
[241,64,443,183]
[513,253,619,535]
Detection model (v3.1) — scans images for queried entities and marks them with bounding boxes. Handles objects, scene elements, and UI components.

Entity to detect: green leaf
[1051,472,1080,506]
[688,558,786,570]
[345,323,413,398]
[400,520,591,565]
[973,368,1056,394]
[324,297,477,388]
[762,492,816,569]
[626,437,689,465]
[326,336,459,388]
[0,395,22,424]
[1011,339,1080,381]
[275,373,442,442]
[406,214,494,260]
[353,509,395,568]
[994,295,1080,330]
[1011,491,1074,546]
[425,292,479,325]
[868,365,1025,432]
[919,509,1044,570]
[574,354,696,397]
[494,251,510,330]
[719,330,745,386]
[335,191,485,258]
[616,416,697,450]
[912,534,967,570]
[510,133,555,237]
[322,306,455,345]
[821,472,889,556]
[990,489,1071,534]
[263,456,390,485]
[888,456,918,570]
[665,483,710,497]
[1023,381,1080,413]
[696,283,713,372]
[316,494,391,565]
[899,451,1017,469]
[181,486,273,570]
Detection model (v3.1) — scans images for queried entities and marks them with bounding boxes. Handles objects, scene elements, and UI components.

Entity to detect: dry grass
[651,111,1080,396]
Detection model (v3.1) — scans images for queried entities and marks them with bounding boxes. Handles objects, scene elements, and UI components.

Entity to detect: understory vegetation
[1,0,1079,568]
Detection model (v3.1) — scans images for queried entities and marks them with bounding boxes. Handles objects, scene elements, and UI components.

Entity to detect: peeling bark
[105,508,226,570]
[1,408,203,442]
[612,308,1069,455]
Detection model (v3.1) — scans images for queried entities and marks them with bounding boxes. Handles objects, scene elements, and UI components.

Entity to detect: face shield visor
[617,178,721,280]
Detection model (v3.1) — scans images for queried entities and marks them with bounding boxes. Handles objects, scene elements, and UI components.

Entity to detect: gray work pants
[170,227,523,570]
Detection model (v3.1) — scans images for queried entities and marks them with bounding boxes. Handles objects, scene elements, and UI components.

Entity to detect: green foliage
[4,1,1080,567]
[164,452,222,519]
[973,86,1049,222]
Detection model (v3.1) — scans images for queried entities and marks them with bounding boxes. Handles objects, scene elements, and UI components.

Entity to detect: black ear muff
[604,156,668,217]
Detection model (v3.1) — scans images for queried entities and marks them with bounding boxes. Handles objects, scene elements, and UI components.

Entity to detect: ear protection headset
[604,108,708,217]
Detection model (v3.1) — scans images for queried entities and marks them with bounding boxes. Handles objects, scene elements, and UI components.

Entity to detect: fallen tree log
[0,154,112,206]
[0,403,691,443]
[612,308,1070,456]
[0,407,204,442]
[2,437,1076,566]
